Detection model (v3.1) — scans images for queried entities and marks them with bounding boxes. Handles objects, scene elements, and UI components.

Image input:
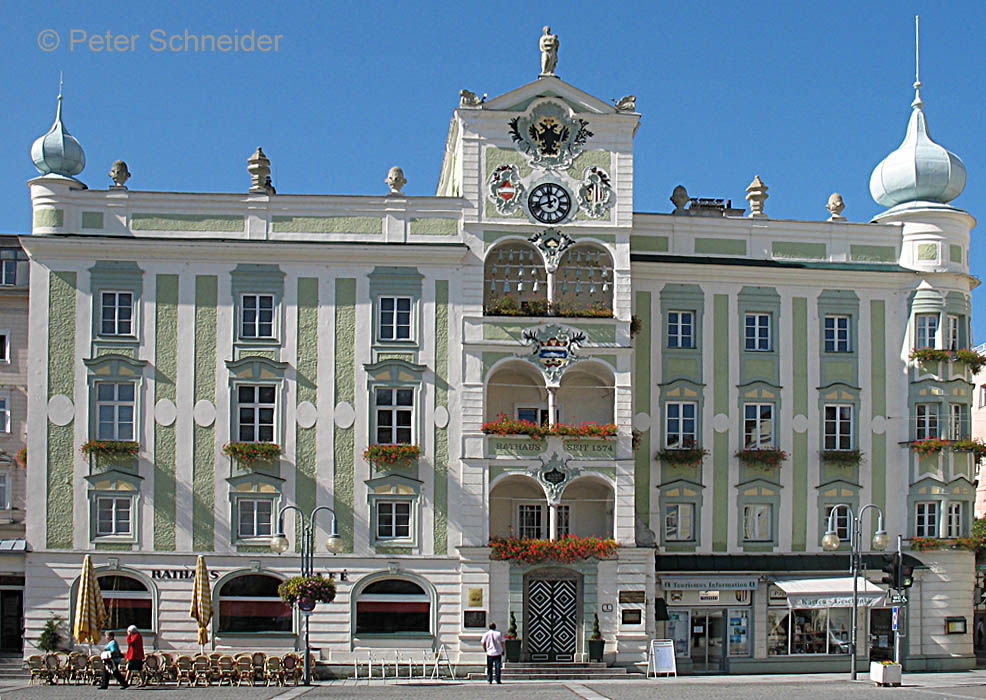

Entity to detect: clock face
[528,183,572,224]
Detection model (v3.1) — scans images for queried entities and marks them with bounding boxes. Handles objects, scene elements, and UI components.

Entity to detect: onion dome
[30,88,86,178]
[869,49,965,208]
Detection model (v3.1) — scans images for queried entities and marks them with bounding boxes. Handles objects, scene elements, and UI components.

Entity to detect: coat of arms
[507,102,593,170]
[521,324,587,383]
[577,166,615,218]
[487,164,525,215]
[528,228,575,272]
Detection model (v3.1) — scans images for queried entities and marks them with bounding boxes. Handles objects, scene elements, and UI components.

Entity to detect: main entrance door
[690,609,725,673]
[526,578,577,661]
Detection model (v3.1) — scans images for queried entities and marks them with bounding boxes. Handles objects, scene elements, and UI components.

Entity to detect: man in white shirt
[480,622,505,684]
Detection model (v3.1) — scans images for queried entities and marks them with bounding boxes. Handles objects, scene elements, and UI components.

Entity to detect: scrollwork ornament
[577,166,615,218]
[527,228,574,273]
[487,164,525,215]
[507,101,592,170]
[520,323,587,384]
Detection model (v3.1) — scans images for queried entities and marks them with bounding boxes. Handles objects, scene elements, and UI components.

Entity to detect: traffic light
[901,565,914,588]
[881,553,900,588]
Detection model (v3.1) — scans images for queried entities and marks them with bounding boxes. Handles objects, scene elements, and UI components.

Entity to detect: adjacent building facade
[21,36,978,672]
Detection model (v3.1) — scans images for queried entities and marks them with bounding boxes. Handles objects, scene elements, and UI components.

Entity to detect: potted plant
[38,613,64,652]
[504,610,522,662]
[587,613,605,662]
[277,574,336,611]
[869,659,902,686]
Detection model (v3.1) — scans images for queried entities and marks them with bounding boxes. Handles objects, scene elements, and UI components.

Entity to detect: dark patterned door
[527,578,577,661]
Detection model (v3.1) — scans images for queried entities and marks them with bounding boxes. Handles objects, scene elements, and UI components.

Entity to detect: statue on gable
[539,26,559,77]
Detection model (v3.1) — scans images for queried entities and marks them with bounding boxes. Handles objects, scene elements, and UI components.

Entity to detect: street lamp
[822,502,888,681]
[271,505,343,685]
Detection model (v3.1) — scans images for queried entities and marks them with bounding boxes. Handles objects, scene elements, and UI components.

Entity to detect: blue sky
[3,1,984,339]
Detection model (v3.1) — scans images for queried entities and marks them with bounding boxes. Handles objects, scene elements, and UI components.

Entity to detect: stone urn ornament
[385,166,407,194]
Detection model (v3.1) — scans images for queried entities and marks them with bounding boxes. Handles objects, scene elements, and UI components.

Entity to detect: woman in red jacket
[125,625,145,686]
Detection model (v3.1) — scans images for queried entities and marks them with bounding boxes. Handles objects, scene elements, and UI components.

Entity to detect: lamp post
[821,502,889,681]
[271,505,344,686]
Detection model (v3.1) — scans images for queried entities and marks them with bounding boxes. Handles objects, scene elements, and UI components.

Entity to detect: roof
[0,538,28,553]
[656,553,925,572]
[631,253,912,273]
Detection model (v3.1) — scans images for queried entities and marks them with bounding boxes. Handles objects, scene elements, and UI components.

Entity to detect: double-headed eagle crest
[507,102,593,170]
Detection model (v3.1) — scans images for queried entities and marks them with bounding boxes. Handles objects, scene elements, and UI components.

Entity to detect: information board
[647,639,677,678]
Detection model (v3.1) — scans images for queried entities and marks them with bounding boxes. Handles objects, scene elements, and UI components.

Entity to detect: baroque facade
[21,36,978,673]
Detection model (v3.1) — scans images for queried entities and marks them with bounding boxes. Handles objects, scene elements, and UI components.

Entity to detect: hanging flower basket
[655,447,708,467]
[15,447,26,469]
[735,448,787,468]
[278,574,336,608]
[363,443,421,468]
[80,440,139,458]
[489,535,618,564]
[222,441,281,464]
[819,449,863,467]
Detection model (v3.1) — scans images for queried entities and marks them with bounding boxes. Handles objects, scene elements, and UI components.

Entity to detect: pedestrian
[99,630,129,689]
[125,625,145,686]
[481,621,504,684]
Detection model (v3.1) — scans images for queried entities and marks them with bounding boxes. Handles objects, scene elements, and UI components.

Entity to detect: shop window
[374,388,413,444]
[240,294,274,339]
[823,315,851,353]
[915,501,939,538]
[95,382,136,441]
[743,403,774,449]
[744,313,771,351]
[768,608,850,655]
[665,402,697,449]
[915,403,939,440]
[742,504,771,542]
[100,291,134,337]
[823,405,853,450]
[218,574,291,633]
[378,296,412,341]
[667,311,695,349]
[664,503,694,542]
[946,502,964,538]
[915,313,938,349]
[98,574,152,632]
[356,578,430,635]
[236,384,276,442]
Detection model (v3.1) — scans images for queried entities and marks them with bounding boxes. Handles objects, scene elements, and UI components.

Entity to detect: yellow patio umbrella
[189,555,213,649]
[74,554,107,645]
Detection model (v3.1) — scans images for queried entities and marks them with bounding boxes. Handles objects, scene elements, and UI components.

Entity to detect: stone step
[467,672,641,681]
[504,663,612,670]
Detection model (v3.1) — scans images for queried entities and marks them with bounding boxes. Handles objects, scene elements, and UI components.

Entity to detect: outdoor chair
[68,652,88,684]
[142,653,163,686]
[217,655,237,686]
[43,653,65,683]
[192,654,212,686]
[174,655,194,687]
[26,655,46,685]
[86,656,101,685]
[281,653,301,685]
[158,651,176,682]
[251,652,266,683]
[264,655,284,686]
[235,655,254,686]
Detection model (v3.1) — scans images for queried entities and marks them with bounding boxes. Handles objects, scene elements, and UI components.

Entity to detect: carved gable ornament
[508,101,592,170]
[521,323,587,383]
[530,451,579,504]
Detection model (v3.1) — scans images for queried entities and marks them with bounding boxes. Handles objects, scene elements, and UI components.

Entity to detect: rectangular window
[0,249,26,287]
[743,403,774,449]
[517,504,543,539]
[236,384,276,442]
[95,382,135,441]
[100,291,134,336]
[667,311,695,349]
[375,387,413,444]
[377,501,411,539]
[950,404,969,440]
[744,313,771,351]
[915,313,939,349]
[557,504,570,538]
[946,502,963,538]
[240,294,274,339]
[980,386,986,409]
[948,315,961,351]
[0,333,8,362]
[665,402,697,449]
[743,504,771,542]
[0,472,9,510]
[823,405,853,450]
[665,503,695,542]
[823,505,850,541]
[915,502,939,538]
[915,403,939,440]
[516,406,553,426]
[96,495,132,537]
[0,396,9,434]
[823,315,851,353]
[379,296,412,341]
[237,498,273,539]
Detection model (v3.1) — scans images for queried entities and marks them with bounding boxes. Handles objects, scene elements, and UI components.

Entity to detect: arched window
[555,244,614,314]
[217,574,291,634]
[484,242,547,314]
[355,578,430,635]
[98,574,152,631]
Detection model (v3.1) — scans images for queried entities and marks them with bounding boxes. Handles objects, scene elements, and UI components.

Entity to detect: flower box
[869,661,901,686]
[222,441,281,464]
[909,347,986,374]
[482,414,619,441]
[80,440,139,459]
[735,448,787,468]
[656,447,708,467]
[489,535,618,564]
[819,449,863,467]
[363,443,420,469]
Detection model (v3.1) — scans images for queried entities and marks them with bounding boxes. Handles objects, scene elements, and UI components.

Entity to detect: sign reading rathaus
[17,25,978,675]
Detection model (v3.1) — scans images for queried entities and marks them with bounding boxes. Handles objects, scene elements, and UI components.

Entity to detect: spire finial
[56,72,64,121]
[912,15,923,109]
